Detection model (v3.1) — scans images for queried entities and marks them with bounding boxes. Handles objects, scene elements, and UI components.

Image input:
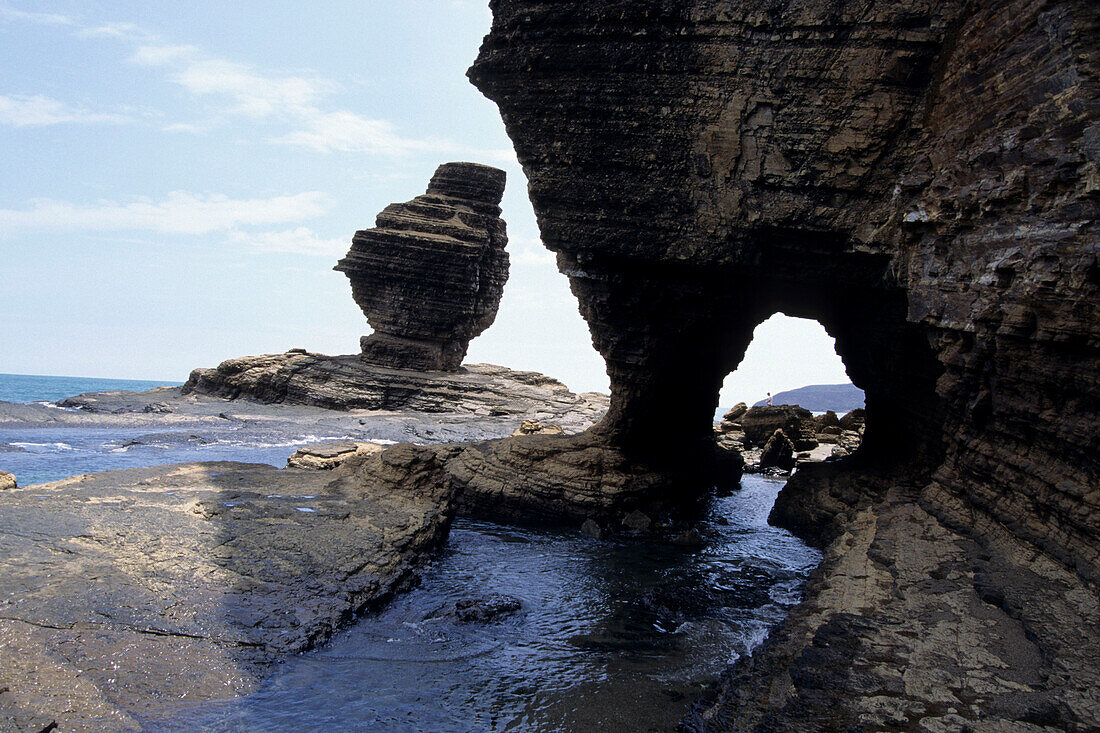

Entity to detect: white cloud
[0,94,129,126]
[0,191,331,236]
[129,43,198,65]
[0,5,73,26]
[229,227,349,256]
[78,22,149,40]
[126,40,510,161]
[175,58,333,117]
[270,111,435,155]
[509,238,557,267]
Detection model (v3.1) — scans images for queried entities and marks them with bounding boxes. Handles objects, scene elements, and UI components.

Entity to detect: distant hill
[752,383,865,413]
[715,383,866,421]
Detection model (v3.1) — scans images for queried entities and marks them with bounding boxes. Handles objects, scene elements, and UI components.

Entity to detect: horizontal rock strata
[0,459,456,731]
[335,162,509,371]
[178,350,607,419]
[468,0,1099,727]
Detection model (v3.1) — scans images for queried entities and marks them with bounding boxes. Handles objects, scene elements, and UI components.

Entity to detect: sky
[0,1,852,405]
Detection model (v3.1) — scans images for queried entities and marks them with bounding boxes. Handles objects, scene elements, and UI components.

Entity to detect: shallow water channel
[154,475,820,732]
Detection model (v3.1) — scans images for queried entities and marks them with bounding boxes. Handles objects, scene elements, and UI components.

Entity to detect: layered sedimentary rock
[335,162,509,371]
[467,0,1099,727]
[180,350,607,424]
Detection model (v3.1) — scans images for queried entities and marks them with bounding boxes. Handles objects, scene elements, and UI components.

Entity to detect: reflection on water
[153,475,820,732]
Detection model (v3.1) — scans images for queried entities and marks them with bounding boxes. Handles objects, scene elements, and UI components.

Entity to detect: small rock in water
[669,528,704,547]
[430,594,523,624]
[580,518,604,539]
[622,509,652,533]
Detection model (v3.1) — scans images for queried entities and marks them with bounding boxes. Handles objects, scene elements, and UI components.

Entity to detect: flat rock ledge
[0,455,456,732]
[176,350,608,419]
[684,466,1100,732]
[345,432,744,526]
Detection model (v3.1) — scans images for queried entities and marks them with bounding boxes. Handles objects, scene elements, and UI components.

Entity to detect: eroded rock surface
[179,350,606,421]
[0,459,455,731]
[468,0,1099,727]
[686,483,1100,731]
[285,440,386,470]
[334,162,509,371]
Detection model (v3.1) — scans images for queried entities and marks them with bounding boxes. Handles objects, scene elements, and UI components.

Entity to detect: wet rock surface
[428,594,524,624]
[334,162,509,371]
[687,485,1100,731]
[0,459,457,731]
[178,350,606,420]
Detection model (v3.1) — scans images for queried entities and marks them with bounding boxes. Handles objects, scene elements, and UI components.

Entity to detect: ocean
[0,372,181,404]
[0,373,363,486]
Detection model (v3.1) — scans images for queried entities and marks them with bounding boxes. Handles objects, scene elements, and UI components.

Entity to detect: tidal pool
[153,474,820,732]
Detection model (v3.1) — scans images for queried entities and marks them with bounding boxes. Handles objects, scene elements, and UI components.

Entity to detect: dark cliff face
[335,162,509,371]
[469,1,1099,579]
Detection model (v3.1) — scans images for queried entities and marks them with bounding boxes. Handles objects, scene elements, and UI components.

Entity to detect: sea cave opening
[713,313,865,483]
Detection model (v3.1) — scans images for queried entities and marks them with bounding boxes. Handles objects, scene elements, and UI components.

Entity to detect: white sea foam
[11,442,74,451]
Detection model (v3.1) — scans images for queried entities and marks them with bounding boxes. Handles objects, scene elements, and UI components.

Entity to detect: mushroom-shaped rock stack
[335,162,509,371]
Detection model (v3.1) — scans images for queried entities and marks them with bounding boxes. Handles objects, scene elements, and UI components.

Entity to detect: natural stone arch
[565,235,943,488]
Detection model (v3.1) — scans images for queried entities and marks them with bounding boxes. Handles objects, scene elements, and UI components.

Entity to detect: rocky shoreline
[686,468,1100,731]
[0,362,613,732]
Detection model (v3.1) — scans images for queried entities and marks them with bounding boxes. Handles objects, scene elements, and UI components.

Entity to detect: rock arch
[468,0,1099,581]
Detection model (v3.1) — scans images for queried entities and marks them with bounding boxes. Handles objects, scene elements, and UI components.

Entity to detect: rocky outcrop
[470,0,1098,574]
[511,419,564,436]
[0,458,456,731]
[739,405,818,451]
[468,0,1099,727]
[686,483,1100,731]
[758,429,795,472]
[0,471,14,490]
[286,440,386,470]
[334,162,509,371]
[179,350,607,421]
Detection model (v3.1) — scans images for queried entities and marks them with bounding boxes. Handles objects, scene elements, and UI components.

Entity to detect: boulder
[815,410,840,430]
[430,595,523,624]
[286,441,386,470]
[511,419,565,436]
[0,471,15,490]
[739,406,817,450]
[721,402,748,423]
[758,429,796,471]
[334,162,509,371]
[838,408,866,432]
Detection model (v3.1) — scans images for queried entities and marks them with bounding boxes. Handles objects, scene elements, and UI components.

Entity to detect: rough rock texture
[686,484,1100,731]
[179,350,607,420]
[334,162,509,371]
[511,419,564,436]
[0,458,456,731]
[758,429,795,471]
[0,471,14,490]
[468,0,1099,727]
[285,440,386,470]
[344,433,741,525]
[470,0,1098,573]
[739,405,817,449]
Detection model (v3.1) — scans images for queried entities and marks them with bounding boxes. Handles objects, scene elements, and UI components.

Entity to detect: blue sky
[0,1,851,403]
